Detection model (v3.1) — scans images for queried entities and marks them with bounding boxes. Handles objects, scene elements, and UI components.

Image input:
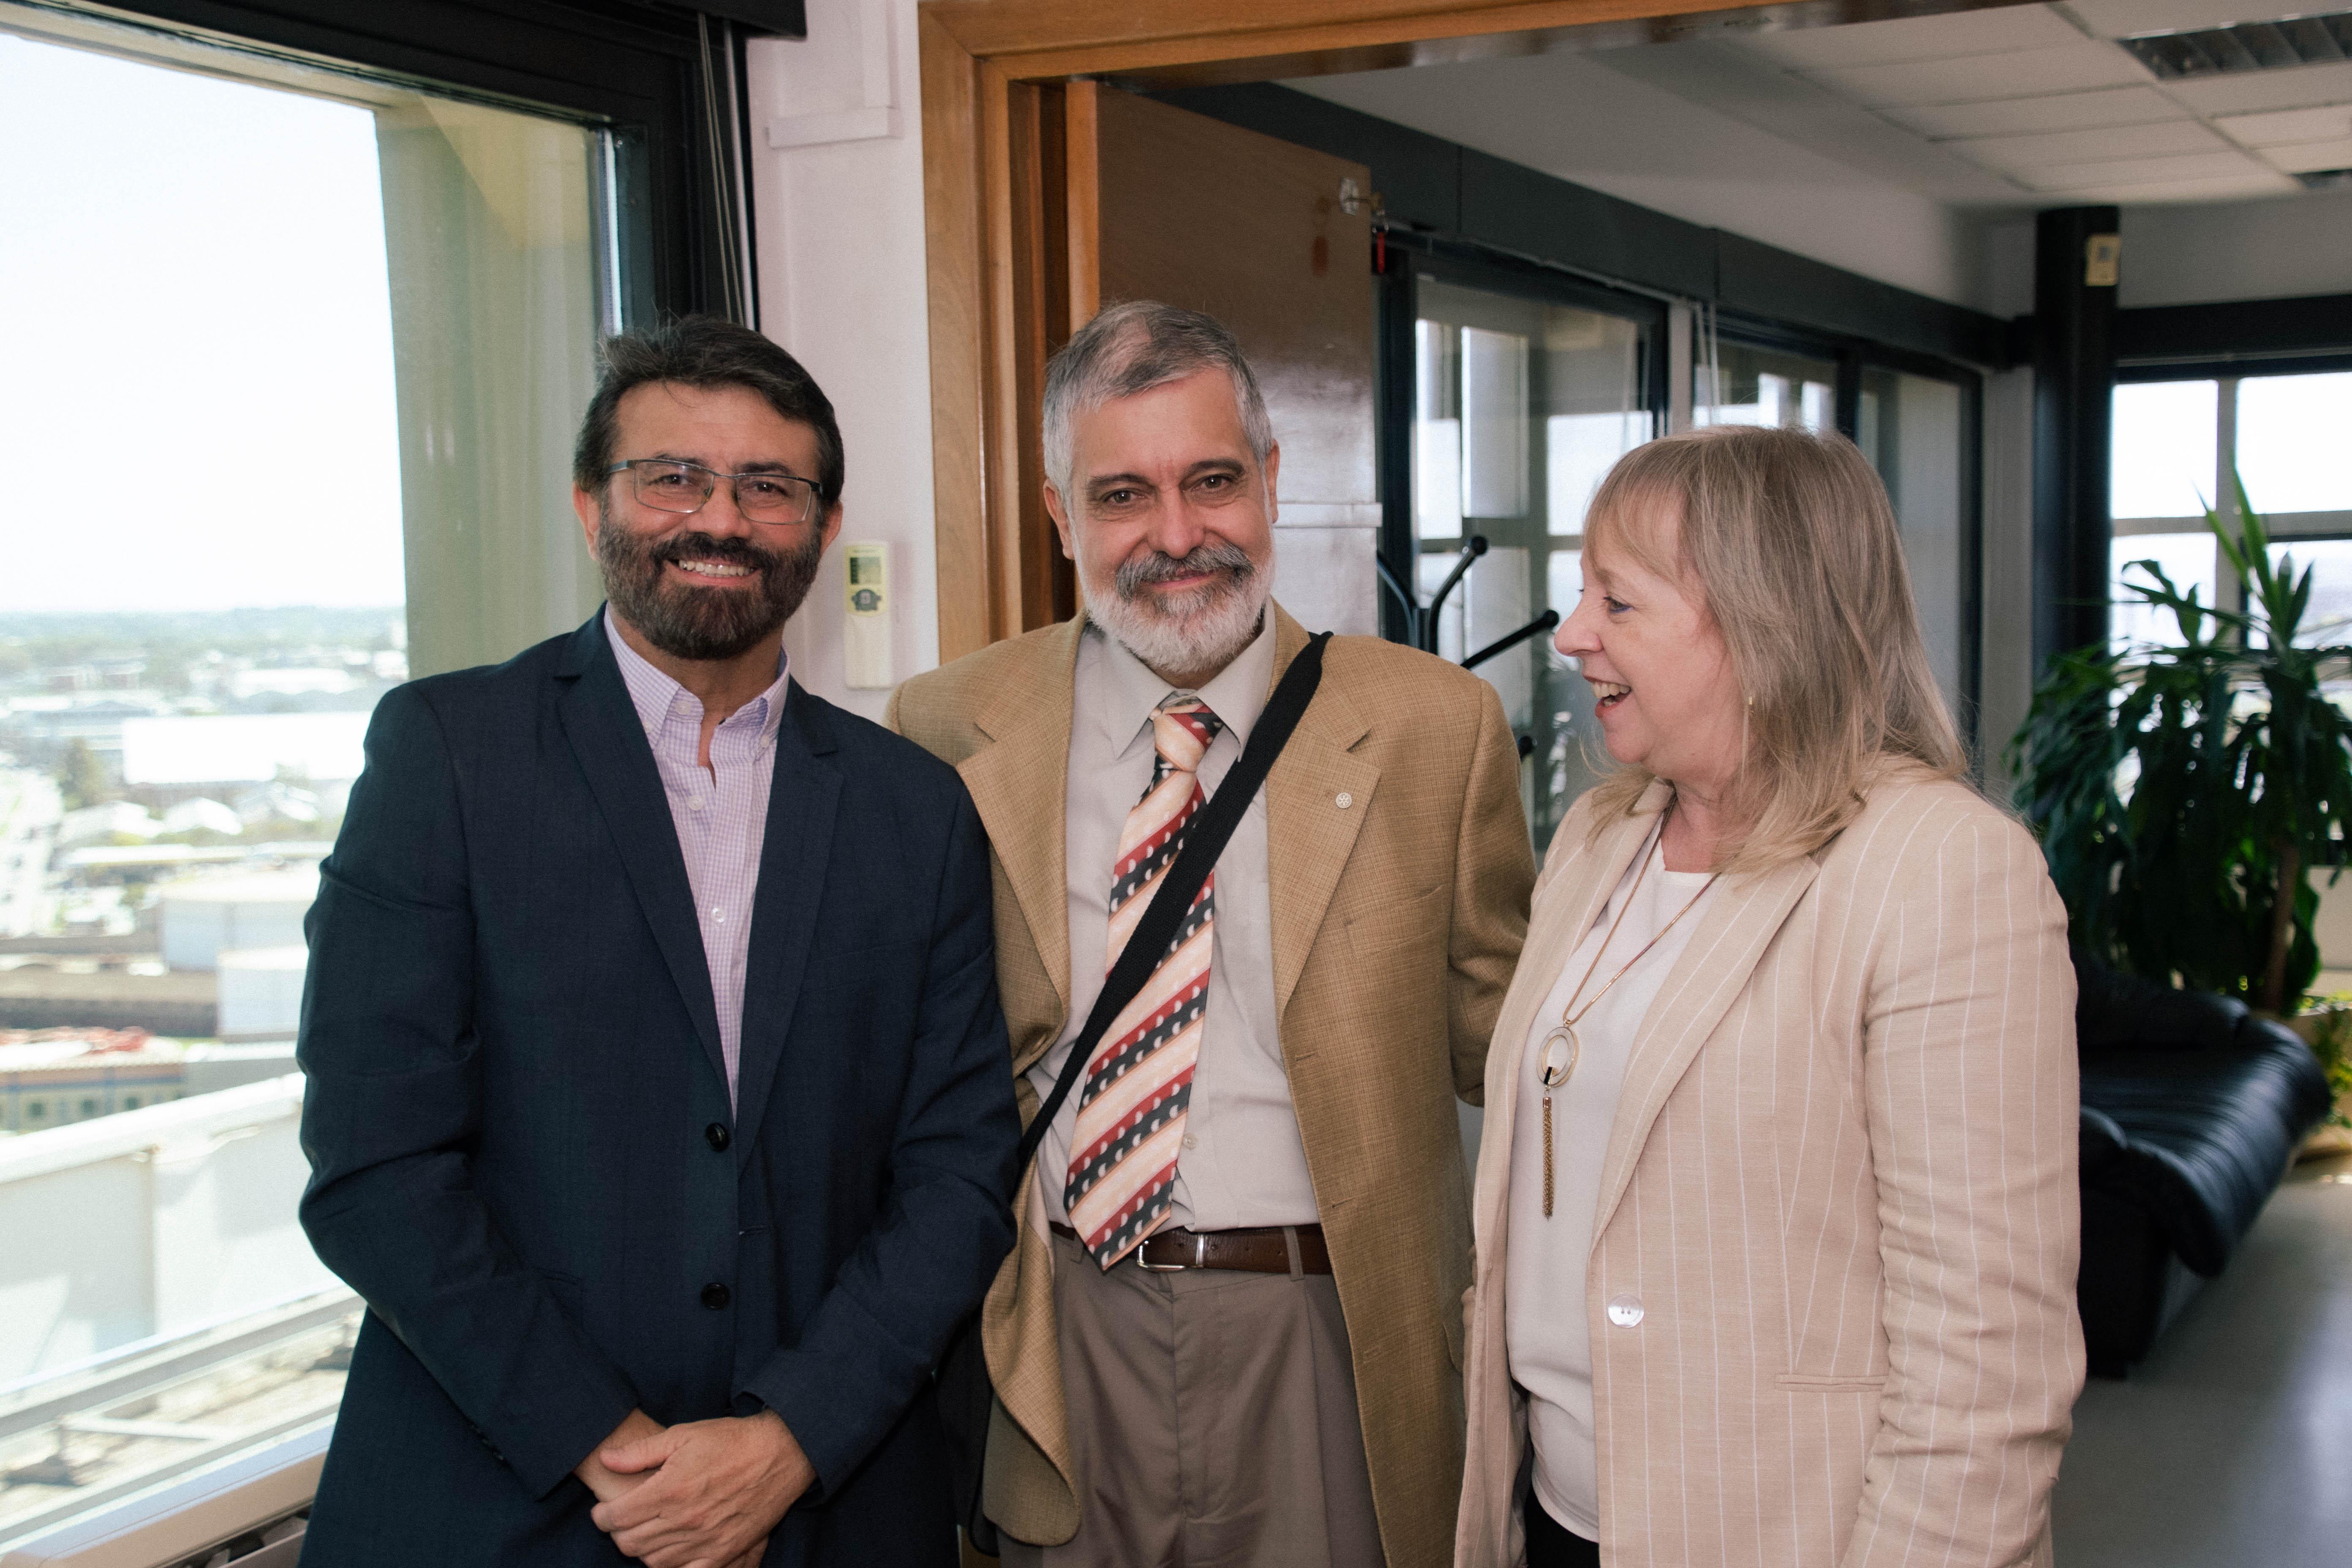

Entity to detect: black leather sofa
[2074,954,2333,1376]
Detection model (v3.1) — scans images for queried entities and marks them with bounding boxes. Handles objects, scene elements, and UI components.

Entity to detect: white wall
[746,0,939,720]
[2119,190,2352,308]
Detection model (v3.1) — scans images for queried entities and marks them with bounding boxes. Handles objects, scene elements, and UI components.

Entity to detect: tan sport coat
[1457,774,2083,1568]
[889,603,1534,1568]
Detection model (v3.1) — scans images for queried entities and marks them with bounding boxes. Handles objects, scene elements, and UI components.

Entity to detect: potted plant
[2007,483,2352,1017]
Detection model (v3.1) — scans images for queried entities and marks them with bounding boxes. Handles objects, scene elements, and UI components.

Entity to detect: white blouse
[1505,830,1716,1542]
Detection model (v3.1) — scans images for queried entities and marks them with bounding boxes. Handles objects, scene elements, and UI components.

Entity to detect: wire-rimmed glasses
[606,459,824,525]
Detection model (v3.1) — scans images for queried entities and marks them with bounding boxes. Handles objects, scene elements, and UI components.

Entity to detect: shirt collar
[603,606,790,745]
[1087,607,1278,760]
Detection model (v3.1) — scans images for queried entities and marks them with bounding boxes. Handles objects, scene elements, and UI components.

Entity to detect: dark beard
[593,510,822,662]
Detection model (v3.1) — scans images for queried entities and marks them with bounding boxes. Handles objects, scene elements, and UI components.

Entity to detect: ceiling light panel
[2159,57,2352,112]
[1882,84,2190,137]
[2065,0,2287,40]
[2121,13,2352,78]
[2214,103,2352,142]
[1743,5,2089,70]
[2050,168,2300,197]
[1805,41,2155,105]
[1952,118,2231,168]
[2012,147,2278,186]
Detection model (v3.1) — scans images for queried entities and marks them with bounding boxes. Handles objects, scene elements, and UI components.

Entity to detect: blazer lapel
[732,685,841,1151]
[1588,846,1821,1242]
[551,616,727,1091]
[1263,604,1380,1018]
[957,619,1081,1073]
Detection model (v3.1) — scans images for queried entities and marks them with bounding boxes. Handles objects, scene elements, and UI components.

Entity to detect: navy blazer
[296,613,1018,1565]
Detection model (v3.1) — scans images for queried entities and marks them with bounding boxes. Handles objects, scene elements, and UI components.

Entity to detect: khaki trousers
[998,1231,1385,1568]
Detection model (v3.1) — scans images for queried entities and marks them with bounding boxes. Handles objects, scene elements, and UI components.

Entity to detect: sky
[0,31,405,612]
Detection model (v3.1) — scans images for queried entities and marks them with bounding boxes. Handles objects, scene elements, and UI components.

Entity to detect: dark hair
[572,316,844,502]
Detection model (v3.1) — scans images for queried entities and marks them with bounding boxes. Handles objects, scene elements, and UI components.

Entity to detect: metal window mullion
[2218,376,2245,620]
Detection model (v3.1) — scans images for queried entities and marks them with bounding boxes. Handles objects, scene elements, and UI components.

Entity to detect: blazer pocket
[1775,1372,1888,1394]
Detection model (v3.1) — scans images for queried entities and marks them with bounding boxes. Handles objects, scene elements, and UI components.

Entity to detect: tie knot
[1152,698,1222,776]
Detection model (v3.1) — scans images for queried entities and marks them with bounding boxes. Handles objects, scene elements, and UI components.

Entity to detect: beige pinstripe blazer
[889,603,1534,1568]
[1456,774,2083,1568]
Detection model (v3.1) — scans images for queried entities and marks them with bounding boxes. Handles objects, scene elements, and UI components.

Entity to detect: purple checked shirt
[605,610,788,1107]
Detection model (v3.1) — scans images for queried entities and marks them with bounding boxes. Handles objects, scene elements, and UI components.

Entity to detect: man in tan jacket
[889,302,1533,1568]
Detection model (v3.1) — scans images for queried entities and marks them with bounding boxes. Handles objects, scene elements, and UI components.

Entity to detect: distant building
[218,945,309,1040]
[0,1028,299,1135]
[58,800,162,847]
[0,766,60,938]
[158,870,317,971]
[120,711,369,789]
[0,1029,185,1132]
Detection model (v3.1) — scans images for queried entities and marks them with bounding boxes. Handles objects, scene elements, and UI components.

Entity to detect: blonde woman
[1456,426,2082,1568]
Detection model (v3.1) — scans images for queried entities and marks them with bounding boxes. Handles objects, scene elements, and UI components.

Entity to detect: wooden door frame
[918,0,1816,659]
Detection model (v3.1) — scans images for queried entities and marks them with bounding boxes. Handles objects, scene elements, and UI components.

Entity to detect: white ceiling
[1302,0,2352,209]
[1720,0,2352,204]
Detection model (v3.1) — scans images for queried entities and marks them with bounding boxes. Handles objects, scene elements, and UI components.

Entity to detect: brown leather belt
[1049,1222,1331,1274]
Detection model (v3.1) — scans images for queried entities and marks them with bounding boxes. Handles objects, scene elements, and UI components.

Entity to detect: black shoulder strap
[1019,630,1333,1166]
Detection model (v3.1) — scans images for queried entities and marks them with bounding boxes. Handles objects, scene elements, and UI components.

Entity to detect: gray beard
[1082,555,1271,682]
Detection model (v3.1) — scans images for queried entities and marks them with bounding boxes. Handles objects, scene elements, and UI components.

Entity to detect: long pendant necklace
[1540,811,1720,1217]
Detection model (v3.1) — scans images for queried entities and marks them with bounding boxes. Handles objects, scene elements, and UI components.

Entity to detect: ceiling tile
[2161,59,2352,116]
[2259,136,2352,172]
[1952,118,2229,169]
[2014,147,2277,188]
[1883,84,2188,137]
[1805,41,2154,105]
[2216,104,2352,146]
[1743,6,2086,70]
[2059,0,2281,41]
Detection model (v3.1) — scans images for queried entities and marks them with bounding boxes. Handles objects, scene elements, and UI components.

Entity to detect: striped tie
[1064,697,1224,1269]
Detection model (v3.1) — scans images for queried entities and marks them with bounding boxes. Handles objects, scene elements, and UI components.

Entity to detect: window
[2110,371,2352,653]
[1694,340,1837,433]
[1858,368,1972,717]
[1408,269,1658,852]
[0,1,655,1542]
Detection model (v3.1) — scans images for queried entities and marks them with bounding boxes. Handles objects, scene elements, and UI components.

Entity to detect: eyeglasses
[606,459,825,526]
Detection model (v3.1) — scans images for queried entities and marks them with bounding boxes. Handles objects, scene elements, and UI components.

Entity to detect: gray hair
[1041,301,1275,498]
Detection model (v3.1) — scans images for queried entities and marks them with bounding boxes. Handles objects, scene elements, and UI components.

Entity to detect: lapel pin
[1335,792,1353,809]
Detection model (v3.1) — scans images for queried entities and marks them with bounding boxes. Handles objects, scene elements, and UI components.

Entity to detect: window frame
[2109,366,2352,633]
[1376,234,1671,644]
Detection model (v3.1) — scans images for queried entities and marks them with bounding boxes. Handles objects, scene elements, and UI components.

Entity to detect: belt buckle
[1135,1230,1208,1272]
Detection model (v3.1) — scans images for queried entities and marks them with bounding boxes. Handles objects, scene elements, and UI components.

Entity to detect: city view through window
[0,13,607,1544]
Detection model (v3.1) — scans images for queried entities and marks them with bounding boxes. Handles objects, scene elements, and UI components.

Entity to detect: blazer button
[705,1122,731,1152]
[1606,1294,1644,1328]
[701,1282,732,1311]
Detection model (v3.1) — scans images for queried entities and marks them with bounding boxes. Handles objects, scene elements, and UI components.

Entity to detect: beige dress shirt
[1026,615,1320,1231]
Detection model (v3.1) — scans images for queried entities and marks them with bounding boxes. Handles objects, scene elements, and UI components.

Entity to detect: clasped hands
[574,1406,814,1568]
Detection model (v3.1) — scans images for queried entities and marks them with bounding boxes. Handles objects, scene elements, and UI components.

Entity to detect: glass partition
[1859,368,1970,716]
[1410,274,1654,852]
[1694,340,1837,432]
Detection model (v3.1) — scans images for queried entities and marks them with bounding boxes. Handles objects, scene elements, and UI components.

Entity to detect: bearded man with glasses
[296,316,1019,1568]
